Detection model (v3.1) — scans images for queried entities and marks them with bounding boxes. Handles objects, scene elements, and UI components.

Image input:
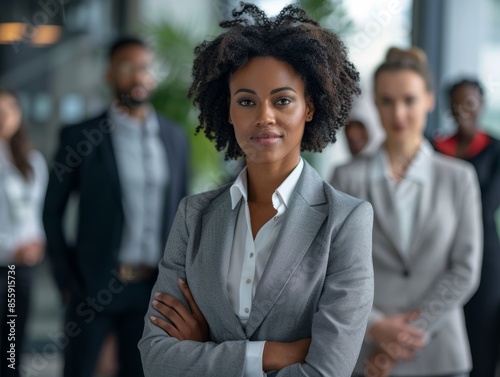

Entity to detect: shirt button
[274,216,278,221]
[246,279,252,284]
[249,253,254,258]
[244,308,250,313]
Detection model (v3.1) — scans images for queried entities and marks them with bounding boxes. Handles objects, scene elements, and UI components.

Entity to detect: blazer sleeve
[178,128,189,199]
[410,165,483,335]
[43,127,80,294]
[167,120,190,200]
[273,200,374,376]
[139,197,250,377]
[30,150,49,243]
[331,165,384,340]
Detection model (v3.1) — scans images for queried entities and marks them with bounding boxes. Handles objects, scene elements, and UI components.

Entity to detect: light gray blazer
[332,147,483,375]
[139,161,374,377]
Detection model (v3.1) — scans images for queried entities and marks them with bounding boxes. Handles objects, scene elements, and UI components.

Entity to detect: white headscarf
[348,92,385,157]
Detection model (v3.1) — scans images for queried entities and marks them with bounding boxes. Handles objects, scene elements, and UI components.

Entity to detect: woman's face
[0,93,22,141]
[375,70,434,146]
[229,56,314,167]
[450,84,482,134]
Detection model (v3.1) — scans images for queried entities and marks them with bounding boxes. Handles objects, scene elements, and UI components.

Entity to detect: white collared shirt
[228,158,304,377]
[373,141,432,253]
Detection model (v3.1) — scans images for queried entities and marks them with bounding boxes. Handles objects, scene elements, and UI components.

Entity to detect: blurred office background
[0,0,499,375]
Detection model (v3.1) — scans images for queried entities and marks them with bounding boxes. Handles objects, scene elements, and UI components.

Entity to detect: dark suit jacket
[43,111,189,296]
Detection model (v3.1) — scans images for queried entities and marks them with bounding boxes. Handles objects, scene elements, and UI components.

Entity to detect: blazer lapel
[99,117,122,206]
[195,194,247,340]
[157,114,172,163]
[245,163,327,338]
[408,151,434,255]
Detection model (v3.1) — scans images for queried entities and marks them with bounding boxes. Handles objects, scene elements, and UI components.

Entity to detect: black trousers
[353,374,469,377]
[464,247,500,377]
[0,265,34,377]
[62,275,155,377]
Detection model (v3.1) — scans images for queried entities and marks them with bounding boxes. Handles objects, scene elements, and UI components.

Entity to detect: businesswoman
[332,48,482,377]
[139,3,374,377]
[0,89,47,376]
[434,79,500,377]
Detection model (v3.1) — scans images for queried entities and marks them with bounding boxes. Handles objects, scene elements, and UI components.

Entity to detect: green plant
[299,0,353,33]
[147,21,223,194]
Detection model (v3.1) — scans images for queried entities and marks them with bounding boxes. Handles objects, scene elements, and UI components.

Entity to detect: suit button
[403,270,410,278]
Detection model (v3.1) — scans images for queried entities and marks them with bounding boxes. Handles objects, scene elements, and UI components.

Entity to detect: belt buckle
[118,265,139,283]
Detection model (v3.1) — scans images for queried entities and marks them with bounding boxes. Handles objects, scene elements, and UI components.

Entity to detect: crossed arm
[150,278,311,373]
[138,198,374,376]
[138,198,311,377]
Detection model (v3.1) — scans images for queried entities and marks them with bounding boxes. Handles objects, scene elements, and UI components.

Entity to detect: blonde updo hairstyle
[374,46,433,92]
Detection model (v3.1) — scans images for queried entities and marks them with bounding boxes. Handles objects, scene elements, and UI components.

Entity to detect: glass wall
[435,0,496,136]
[480,0,500,137]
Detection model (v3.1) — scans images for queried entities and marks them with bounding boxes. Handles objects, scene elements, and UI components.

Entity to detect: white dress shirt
[229,158,304,377]
[373,142,432,253]
[367,141,433,343]
[109,103,169,267]
[0,140,47,265]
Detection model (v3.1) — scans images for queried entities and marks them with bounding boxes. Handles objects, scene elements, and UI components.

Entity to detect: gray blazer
[139,161,374,376]
[332,146,483,375]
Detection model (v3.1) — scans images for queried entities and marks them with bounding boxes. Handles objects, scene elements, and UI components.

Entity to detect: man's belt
[117,264,156,283]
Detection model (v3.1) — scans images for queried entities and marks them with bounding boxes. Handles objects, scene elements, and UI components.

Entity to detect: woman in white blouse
[138,4,375,377]
[0,89,47,376]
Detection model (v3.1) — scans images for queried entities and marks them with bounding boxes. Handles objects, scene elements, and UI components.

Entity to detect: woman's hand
[262,338,311,372]
[368,312,426,361]
[150,278,210,342]
[13,241,44,266]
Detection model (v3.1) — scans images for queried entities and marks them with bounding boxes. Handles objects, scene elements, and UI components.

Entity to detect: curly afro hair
[188,2,360,159]
[447,78,484,102]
